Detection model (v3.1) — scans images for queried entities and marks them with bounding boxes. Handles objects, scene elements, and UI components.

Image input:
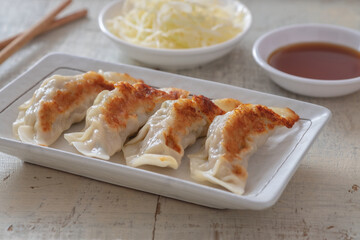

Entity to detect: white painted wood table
[1,0,359,239]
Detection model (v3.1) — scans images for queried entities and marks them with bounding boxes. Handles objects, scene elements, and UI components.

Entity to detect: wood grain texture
[1,0,359,239]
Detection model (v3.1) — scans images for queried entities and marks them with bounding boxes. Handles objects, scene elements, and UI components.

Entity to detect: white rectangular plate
[0,53,331,209]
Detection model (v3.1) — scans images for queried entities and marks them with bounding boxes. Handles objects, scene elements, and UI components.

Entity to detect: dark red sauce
[267,42,360,80]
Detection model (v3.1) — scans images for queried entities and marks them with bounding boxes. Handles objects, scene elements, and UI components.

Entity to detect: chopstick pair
[0,0,87,64]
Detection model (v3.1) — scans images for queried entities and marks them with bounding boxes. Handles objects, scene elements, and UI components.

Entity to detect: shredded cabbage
[107,0,246,49]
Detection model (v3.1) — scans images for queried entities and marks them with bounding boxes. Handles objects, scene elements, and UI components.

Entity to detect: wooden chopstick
[0,0,72,64]
[0,9,88,50]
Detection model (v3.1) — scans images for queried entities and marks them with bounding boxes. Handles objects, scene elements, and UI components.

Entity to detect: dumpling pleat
[189,104,299,195]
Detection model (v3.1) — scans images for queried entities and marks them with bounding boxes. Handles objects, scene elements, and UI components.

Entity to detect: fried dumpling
[123,95,225,169]
[189,104,300,195]
[64,82,189,160]
[12,71,142,146]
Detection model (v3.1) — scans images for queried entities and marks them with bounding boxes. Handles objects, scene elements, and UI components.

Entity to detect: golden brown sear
[222,104,299,162]
[39,71,114,132]
[164,95,225,153]
[103,82,188,129]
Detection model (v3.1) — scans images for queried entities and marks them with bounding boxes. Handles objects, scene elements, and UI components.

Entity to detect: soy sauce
[267,42,360,80]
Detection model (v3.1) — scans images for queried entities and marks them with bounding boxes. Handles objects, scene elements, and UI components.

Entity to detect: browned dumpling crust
[39,72,115,132]
[163,95,225,153]
[222,104,299,166]
[124,95,227,169]
[102,82,189,130]
[64,82,189,160]
[13,71,143,146]
[190,103,299,195]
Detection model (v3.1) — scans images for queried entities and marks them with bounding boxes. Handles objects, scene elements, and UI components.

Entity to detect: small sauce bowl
[252,23,360,97]
[99,0,252,70]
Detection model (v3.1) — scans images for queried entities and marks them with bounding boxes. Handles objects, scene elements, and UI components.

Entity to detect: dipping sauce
[267,42,360,80]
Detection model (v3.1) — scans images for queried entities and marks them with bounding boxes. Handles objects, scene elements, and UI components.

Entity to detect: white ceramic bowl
[252,23,360,97]
[99,0,252,70]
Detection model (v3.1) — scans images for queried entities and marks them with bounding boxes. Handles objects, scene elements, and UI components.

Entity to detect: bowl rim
[252,23,360,85]
[98,0,252,55]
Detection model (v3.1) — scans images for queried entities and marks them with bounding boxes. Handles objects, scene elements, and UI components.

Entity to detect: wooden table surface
[1,0,359,239]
